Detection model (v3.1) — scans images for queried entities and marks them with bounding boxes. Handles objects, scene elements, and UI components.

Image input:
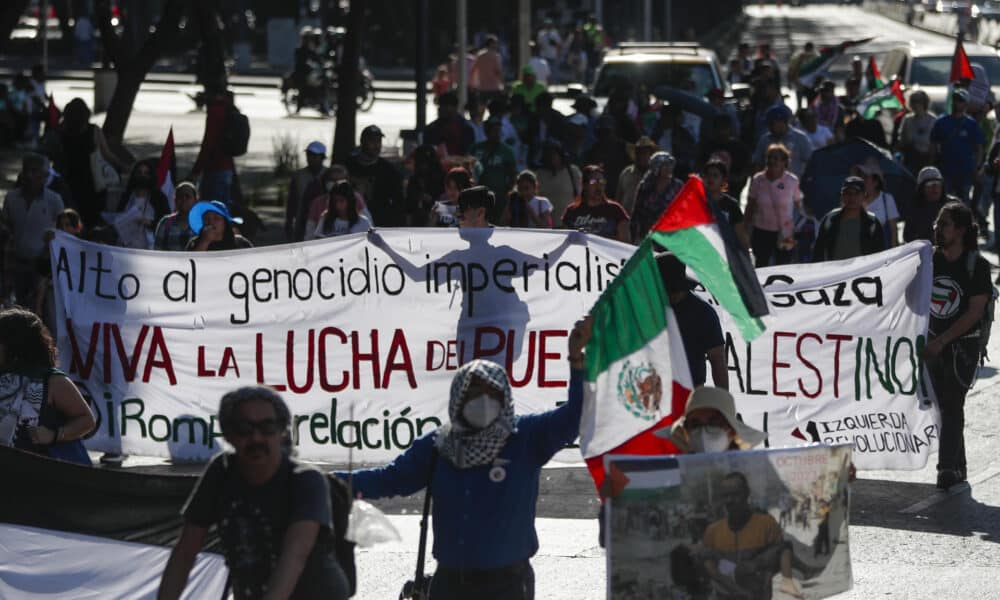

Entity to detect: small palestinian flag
[865,55,884,91]
[857,78,906,119]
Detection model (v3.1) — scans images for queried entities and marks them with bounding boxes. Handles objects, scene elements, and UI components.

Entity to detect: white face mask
[689,426,731,453]
[461,394,502,429]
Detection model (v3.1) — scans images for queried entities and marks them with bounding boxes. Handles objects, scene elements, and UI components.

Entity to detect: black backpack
[966,251,998,362]
[222,105,251,157]
[328,473,358,597]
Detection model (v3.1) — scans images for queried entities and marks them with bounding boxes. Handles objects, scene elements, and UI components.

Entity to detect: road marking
[898,466,1000,514]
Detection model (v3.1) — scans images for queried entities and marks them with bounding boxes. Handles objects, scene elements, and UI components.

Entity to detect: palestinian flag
[0,446,228,597]
[156,127,177,211]
[649,176,769,342]
[578,238,692,490]
[858,78,906,119]
[865,55,884,91]
[797,37,874,89]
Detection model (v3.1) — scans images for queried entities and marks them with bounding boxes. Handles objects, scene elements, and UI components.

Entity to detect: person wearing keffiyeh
[336,317,593,600]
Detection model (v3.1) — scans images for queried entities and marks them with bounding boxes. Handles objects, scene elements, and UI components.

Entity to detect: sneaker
[936,469,962,490]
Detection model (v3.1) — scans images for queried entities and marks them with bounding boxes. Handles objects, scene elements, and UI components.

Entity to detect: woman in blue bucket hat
[186,200,253,251]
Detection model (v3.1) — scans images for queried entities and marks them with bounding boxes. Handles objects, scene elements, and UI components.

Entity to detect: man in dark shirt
[424,91,477,157]
[812,176,885,262]
[657,252,727,389]
[345,125,406,227]
[157,386,348,600]
[925,201,992,490]
[930,88,984,204]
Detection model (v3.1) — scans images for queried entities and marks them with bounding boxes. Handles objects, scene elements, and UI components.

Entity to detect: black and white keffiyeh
[435,360,515,469]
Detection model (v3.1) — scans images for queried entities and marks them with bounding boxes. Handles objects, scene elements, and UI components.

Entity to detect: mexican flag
[797,37,873,89]
[578,237,693,489]
[857,78,906,119]
[650,176,769,342]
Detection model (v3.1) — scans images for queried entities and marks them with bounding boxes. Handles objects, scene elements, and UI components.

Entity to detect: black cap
[361,124,384,139]
[841,175,865,193]
[457,185,495,211]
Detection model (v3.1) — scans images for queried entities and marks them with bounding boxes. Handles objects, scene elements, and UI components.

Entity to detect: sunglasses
[231,418,284,437]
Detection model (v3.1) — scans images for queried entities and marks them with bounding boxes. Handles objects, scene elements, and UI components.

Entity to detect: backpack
[222,105,251,157]
[966,250,998,361]
[327,473,358,597]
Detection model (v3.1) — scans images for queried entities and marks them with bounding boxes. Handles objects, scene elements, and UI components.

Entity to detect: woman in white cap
[852,160,899,248]
[905,166,954,244]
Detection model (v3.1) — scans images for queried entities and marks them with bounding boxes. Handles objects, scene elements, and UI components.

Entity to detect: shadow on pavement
[852,478,1000,542]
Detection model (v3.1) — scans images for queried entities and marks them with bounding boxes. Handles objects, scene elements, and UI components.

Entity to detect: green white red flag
[858,78,906,119]
[578,238,692,489]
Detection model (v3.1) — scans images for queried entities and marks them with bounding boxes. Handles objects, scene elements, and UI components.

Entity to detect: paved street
[31,4,1000,598]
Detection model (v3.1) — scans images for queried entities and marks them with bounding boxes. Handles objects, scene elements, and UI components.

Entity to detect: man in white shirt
[3,153,64,307]
[798,109,834,149]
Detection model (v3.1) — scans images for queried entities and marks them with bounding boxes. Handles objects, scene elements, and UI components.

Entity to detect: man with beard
[158,387,349,600]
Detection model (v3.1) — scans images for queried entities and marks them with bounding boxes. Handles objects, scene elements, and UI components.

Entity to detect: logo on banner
[931,277,962,319]
[617,361,663,420]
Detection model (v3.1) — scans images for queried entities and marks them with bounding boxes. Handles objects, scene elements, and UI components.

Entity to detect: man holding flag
[931,87,983,204]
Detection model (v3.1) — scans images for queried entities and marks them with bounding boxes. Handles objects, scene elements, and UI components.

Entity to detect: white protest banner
[50,229,635,463]
[605,445,853,600]
[693,242,938,470]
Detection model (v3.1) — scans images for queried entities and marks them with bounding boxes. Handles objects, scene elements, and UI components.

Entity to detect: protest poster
[50,229,634,463]
[606,445,852,600]
[693,242,938,470]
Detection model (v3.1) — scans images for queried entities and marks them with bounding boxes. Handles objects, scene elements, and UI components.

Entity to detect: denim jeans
[200,169,234,207]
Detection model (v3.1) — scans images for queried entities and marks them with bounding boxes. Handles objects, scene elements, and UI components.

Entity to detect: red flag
[46,94,58,129]
[156,127,176,211]
[951,38,975,83]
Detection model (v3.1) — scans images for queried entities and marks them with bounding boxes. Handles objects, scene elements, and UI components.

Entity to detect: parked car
[881,41,1000,112]
[590,42,725,105]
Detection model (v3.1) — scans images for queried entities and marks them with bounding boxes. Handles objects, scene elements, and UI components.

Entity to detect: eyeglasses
[586,177,606,185]
[231,418,284,437]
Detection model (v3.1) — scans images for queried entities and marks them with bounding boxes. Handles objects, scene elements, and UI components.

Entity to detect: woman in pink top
[747,143,800,268]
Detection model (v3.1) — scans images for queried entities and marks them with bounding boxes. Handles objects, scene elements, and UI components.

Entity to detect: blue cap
[766,104,793,123]
[188,200,243,235]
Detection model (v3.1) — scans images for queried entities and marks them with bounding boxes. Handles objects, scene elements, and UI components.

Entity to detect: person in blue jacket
[335,316,592,600]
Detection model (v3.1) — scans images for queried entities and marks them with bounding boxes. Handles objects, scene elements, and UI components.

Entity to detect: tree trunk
[95,0,186,147]
[0,0,32,54]
[332,0,364,161]
[192,0,228,94]
[101,65,144,149]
